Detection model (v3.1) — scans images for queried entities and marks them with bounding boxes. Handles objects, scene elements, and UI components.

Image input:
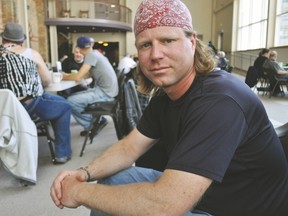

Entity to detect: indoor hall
[1,71,288,216]
[1,0,288,215]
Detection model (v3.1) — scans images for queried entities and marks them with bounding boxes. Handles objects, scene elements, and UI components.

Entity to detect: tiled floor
[0,71,288,216]
[233,72,288,127]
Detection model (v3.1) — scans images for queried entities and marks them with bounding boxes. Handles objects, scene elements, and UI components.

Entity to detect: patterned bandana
[134,0,193,36]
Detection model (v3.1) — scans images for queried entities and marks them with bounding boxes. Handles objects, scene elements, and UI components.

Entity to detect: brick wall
[0,0,49,62]
[28,0,49,62]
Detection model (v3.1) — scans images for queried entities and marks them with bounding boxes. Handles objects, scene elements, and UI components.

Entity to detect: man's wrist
[79,167,91,182]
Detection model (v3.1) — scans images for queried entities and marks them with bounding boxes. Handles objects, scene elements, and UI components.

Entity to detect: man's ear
[190,34,196,46]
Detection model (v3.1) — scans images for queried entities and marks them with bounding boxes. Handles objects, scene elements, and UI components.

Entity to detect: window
[237,0,268,50]
[275,0,288,46]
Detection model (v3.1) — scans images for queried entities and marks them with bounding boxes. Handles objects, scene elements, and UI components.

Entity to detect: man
[253,48,270,77]
[215,51,227,69]
[263,50,288,78]
[0,23,72,164]
[117,53,137,74]
[63,36,118,137]
[59,46,93,97]
[62,46,84,73]
[50,1,288,215]
[262,50,288,95]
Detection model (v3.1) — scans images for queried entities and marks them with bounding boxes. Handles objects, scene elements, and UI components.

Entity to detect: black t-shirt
[61,56,83,73]
[137,70,288,216]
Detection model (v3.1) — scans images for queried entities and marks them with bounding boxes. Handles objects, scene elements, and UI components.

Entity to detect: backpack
[245,66,258,88]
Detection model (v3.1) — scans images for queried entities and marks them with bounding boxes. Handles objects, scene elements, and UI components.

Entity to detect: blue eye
[164,39,175,44]
[139,43,151,49]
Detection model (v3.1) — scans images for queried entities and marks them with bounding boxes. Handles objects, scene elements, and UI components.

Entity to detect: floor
[1,71,288,216]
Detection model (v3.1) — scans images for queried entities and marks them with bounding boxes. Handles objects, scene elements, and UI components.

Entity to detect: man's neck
[164,69,196,101]
[75,59,84,64]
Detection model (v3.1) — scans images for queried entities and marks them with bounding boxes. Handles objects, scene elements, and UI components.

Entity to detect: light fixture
[98,41,103,44]
[103,42,108,46]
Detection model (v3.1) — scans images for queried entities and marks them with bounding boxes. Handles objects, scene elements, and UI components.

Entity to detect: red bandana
[134,0,193,36]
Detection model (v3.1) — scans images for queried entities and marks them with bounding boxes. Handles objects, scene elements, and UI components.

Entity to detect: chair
[226,65,233,73]
[33,117,56,163]
[79,71,127,156]
[270,74,288,97]
[264,68,287,98]
[274,123,288,161]
[256,70,271,95]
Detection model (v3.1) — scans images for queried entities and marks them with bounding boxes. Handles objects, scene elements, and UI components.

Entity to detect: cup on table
[52,72,63,83]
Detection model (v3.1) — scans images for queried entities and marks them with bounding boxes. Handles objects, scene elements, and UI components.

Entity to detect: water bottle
[56,61,62,73]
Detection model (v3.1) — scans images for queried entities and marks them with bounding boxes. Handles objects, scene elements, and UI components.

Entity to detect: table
[45,80,79,92]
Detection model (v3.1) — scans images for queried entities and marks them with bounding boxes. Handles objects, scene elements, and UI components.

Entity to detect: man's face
[135,27,196,90]
[74,47,84,62]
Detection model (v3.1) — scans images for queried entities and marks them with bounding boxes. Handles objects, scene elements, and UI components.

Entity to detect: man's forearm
[71,169,211,216]
[84,139,138,181]
[84,130,154,181]
[74,182,178,216]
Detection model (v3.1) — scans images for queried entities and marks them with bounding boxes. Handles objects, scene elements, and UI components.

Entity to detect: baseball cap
[77,36,92,48]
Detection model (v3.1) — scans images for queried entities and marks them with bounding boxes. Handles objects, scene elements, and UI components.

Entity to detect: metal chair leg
[79,115,101,157]
[80,133,90,157]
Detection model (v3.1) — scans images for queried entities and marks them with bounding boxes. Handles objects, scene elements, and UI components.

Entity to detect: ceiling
[45,18,132,34]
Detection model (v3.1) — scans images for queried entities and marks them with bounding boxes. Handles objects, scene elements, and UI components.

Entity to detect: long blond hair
[136,30,216,96]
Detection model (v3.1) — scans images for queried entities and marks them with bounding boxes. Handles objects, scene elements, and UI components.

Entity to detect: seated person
[263,50,288,79]
[117,53,137,74]
[208,40,217,55]
[59,46,93,97]
[216,51,229,70]
[253,48,270,77]
[62,36,118,137]
[50,1,288,215]
[0,23,72,164]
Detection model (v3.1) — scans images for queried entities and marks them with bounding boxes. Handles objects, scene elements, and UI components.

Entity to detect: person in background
[62,36,118,137]
[263,50,288,79]
[59,46,93,97]
[50,1,288,215]
[208,40,217,55]
[253,48,270,77]
[117,53,137,74]
[0,23,72,164]
[62,46,84,73]
[216,50,229,70]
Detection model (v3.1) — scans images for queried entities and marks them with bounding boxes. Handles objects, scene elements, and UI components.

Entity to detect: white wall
[183,0,213,43]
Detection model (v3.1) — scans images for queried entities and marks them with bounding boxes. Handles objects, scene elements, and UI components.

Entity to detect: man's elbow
[42,80,51,87]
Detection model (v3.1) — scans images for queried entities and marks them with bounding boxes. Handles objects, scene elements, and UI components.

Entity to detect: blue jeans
[67,86,114,129]
[23,93,72,158]
[90,167,212,216]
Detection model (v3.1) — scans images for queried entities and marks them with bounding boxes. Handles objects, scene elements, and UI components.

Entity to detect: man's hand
[50,170,87,209]
[62,72,70,80]
[60,175,88,208]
